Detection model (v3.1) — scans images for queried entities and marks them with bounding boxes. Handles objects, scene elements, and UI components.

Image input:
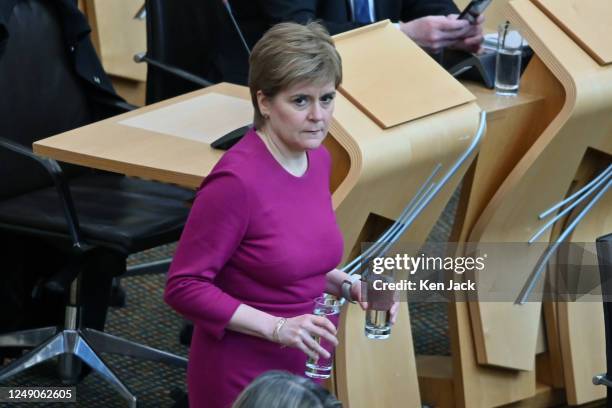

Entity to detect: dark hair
[248,21,342,129]
[232,371,342,408]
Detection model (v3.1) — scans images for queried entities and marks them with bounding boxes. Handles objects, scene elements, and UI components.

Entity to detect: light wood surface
[329,25,482,408]
[118,93,252,144]
[455,72,549,245]
[448,300,536,408]
[83,0,147,81]
[453,0,612,404]
[532,0,612,66]
[335,301,418,408]
[499,382,565,408]
[430,0,612,406]
[333,21,475,129]
[428,55,562,408]
[416,355,456,408]
[34,83,250,188]
[465,54,566,373]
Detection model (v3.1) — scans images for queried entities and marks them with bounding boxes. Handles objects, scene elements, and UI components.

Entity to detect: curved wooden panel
[532,0,612,65]
[328,22,482,408]
[330,80,481,408]
[467,0,612,375]
[334,21,475,128]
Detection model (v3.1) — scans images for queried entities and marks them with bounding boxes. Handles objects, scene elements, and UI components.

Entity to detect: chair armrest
[134,52,214,88]
[0,137,85,249]
[110,100,139,112]
[92,95,139,113]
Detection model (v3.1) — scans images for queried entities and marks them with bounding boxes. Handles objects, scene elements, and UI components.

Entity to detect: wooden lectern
[327,22,481,408]
[430,1,612,407]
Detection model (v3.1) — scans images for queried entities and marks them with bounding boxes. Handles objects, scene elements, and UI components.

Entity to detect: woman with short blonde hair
[248,22,342,129]
[165,22,397,408]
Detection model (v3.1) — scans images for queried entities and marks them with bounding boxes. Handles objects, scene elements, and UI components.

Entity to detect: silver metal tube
[342,164,441,275]
[344,181,437,276]
[64,306,78,330]
[344,110,487,276]
[538,165,611,219]
[516,179,612,304]
[529,169,611,243]
[373,111,487,260]
[342,177,435,275]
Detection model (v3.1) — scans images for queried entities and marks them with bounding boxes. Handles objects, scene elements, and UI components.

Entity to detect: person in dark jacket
[210,0,484,84]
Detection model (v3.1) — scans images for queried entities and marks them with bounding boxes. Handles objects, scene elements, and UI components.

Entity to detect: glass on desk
[364,274,395,340]
[305,296,341,379]
[495,22,524,96]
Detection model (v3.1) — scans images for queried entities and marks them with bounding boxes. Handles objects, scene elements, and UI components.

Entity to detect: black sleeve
[257,0,365,35]
[400,0,460,21]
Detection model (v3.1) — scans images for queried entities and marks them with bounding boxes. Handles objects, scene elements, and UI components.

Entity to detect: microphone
[209,0,252,150]
[222,0,251,56]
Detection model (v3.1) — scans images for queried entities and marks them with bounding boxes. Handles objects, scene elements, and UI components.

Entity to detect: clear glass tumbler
[364,274,395,339]
[495,22,524,96]
[304,296,341,379]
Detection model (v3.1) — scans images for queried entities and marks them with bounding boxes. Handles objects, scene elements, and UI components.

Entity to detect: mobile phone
[458,0,492,24]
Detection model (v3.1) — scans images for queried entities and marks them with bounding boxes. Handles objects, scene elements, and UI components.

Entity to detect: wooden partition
[326,21,482,408]
[416,0,612,407]
[422,1,612,407]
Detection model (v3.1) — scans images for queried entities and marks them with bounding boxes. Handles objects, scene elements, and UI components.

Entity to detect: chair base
[0,327,187,408]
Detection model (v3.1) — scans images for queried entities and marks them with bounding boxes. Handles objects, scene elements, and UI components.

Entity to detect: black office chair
[594,233,612,405]
[134,0,217,105]
[0,1,192,406]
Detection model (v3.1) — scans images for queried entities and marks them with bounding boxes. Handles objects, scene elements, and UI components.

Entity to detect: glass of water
[364,274,396,339]
[305,296,341,379]
[495,22,524,96]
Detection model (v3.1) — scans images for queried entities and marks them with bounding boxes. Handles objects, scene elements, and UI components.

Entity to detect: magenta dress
[164,128,344,408]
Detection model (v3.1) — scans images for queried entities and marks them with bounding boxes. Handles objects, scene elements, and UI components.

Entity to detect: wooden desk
[34,83,251,189]
[33,81,530,189]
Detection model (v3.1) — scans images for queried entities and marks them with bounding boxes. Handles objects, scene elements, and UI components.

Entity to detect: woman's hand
[350,279,400,325]
[275,314,338,361]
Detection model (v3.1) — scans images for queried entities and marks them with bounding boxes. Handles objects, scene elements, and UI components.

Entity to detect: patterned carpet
[1,272,188,408]
[0,188,460,407]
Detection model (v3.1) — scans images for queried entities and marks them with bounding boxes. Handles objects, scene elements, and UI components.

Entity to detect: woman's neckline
[253,129,311,179]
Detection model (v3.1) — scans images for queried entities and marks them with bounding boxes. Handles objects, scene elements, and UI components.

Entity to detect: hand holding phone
[458,0,492,24]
